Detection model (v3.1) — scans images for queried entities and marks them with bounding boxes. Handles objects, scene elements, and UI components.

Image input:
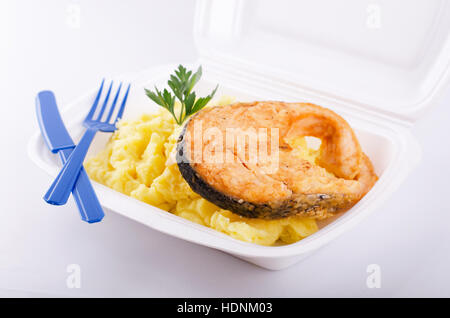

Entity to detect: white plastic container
[28,0,450,270]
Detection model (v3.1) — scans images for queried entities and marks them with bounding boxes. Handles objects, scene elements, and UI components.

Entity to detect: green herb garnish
[145,65,218,125]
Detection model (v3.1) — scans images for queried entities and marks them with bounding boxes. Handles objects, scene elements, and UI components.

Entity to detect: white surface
[1,0,450,296]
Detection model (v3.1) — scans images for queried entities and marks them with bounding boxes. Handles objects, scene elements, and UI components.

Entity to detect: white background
[1,0,450,297]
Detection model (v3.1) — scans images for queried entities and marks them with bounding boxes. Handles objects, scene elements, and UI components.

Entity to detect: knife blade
[36,90,104,223]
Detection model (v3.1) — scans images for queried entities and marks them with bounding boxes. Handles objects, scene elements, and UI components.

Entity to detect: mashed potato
[85,97,318,246]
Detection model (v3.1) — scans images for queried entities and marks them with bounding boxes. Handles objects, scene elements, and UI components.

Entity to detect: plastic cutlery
[36,90,104,222]
[44,80,130,205]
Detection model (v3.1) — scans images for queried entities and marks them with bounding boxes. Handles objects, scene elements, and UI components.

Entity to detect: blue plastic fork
[44,80,130,205]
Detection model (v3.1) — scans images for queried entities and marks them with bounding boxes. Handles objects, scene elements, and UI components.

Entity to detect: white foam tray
[28,64,421,270]
[30,0,450,269]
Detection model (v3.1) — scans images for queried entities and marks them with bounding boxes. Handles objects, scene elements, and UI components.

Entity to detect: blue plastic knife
[36,91,104,223]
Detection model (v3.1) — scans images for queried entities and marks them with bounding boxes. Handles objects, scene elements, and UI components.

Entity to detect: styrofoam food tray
[30,0,450,269]
[28,64,420,270]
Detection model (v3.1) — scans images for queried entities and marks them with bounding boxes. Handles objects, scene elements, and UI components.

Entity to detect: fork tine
[85,79,105,121]
[114,84,131,124]
[95,81,113,121]
[105,82,122,123]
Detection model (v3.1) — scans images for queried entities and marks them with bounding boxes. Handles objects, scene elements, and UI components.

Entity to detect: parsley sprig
[145,65,218,125]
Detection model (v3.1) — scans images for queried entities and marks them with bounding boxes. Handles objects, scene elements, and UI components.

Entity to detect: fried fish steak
[177,101,377,219]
